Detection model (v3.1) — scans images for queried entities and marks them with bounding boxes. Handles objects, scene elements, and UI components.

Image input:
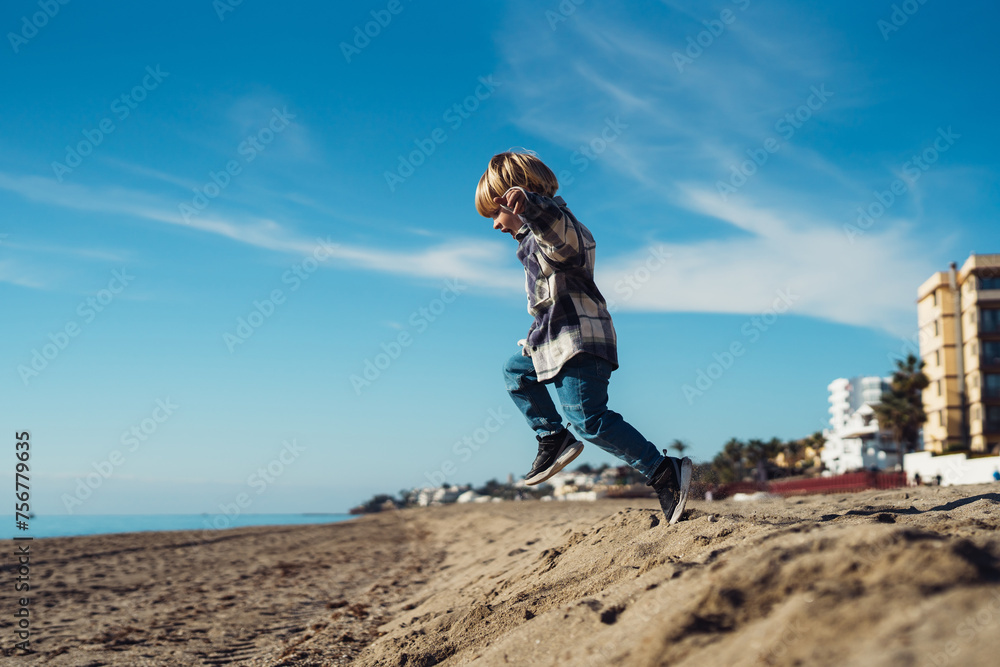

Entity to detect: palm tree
[873,353,929,469]
[767,437,784,459]
[803,430,825,454]
[792,431,826,469]
[745,438,781,482]
[745,438,780,465]
[670,439,689,457]
[778,432,821,469]
[715,437,746,482]
[782,439,803,468]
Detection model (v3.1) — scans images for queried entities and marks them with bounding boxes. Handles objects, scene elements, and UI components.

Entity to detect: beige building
[917,254,1000,453]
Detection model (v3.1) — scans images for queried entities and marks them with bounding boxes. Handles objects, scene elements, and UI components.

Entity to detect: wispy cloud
[599,186,931,336]
[0,259,50,289]
[499,1,937,335]
[99,156,203,190]
[227,92,317,163]
[0,172,519,291]
[2,239,131,263]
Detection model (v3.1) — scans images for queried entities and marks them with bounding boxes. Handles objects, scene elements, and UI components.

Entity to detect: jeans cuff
[645,454,668,482]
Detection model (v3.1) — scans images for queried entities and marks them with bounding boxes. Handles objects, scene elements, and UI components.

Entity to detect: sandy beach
[4,483,1000,666]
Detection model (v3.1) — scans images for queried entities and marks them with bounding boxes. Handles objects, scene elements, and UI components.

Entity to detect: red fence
[715,471,906,499]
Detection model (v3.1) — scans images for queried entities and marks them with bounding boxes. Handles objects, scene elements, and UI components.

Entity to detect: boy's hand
[494,188,526,216]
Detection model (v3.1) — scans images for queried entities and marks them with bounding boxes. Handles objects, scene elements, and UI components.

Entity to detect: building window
[937,379,942,396]
[984,341,1000,366]
[934,319,940,336]
[932,291,938,306]
[987,406,1000,433]
[981,275,1000,290]
[935,349,941,366]
[982,309,1000,333]
[984,374,1000,399]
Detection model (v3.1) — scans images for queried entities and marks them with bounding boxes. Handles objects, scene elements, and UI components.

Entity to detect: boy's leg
[553,353,665,480]
[502,351,564,436]
[503,351,585,484]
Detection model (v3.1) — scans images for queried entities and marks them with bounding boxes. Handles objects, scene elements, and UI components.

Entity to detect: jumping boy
[475,150,693,524]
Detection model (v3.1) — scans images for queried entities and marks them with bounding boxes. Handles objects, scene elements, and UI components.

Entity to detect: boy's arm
[504,186,584,264]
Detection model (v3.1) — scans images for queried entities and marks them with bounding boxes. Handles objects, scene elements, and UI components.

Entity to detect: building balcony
[840,423,881,439]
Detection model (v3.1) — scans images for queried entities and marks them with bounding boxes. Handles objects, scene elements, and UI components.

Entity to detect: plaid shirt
[508,187,618,382]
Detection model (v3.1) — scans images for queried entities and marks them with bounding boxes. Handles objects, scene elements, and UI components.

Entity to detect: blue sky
[3,0,999,515]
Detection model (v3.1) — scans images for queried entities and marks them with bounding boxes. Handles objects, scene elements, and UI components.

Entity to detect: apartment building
[827,377,890,430]
[916,253,1000,453]
[821,376,896,473]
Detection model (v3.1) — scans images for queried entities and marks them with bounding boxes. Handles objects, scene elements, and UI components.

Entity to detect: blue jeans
[502,351,665,480]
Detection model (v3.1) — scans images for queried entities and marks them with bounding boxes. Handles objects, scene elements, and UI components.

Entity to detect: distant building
[456,489,488,504]
[415,485,468,506]
[544,470,601,497]
[827,376,888,431]
[917,253,1000,453]
[821,376,898,473]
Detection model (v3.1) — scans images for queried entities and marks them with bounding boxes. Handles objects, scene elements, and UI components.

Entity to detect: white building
[904,450,1000,486]
[546,470,600,495]
[516,470,606,500]
[455,489,481,504]
[415,485,468,506]
[821,376,901,474]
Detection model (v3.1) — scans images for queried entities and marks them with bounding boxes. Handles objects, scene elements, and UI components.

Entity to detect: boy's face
[491,205,524,240]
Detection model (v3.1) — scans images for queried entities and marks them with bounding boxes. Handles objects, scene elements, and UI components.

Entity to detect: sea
[3,513,355,539]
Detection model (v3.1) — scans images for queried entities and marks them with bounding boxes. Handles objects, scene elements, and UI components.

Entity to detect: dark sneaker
[524,429,584,486]
[647,455,693,524]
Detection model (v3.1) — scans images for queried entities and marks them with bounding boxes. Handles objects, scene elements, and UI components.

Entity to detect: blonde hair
[475,150,559,217]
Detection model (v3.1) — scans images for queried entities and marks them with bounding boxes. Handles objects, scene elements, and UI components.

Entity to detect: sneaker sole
[524,441,584,486]
[669,457,693,525]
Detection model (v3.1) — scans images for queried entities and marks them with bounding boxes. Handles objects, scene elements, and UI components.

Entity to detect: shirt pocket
[525,259,554,313]
[533,279,552,308]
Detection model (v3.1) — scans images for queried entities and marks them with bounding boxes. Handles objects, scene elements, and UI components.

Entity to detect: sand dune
[4,484,1000,666]
[352,485,1000,666]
